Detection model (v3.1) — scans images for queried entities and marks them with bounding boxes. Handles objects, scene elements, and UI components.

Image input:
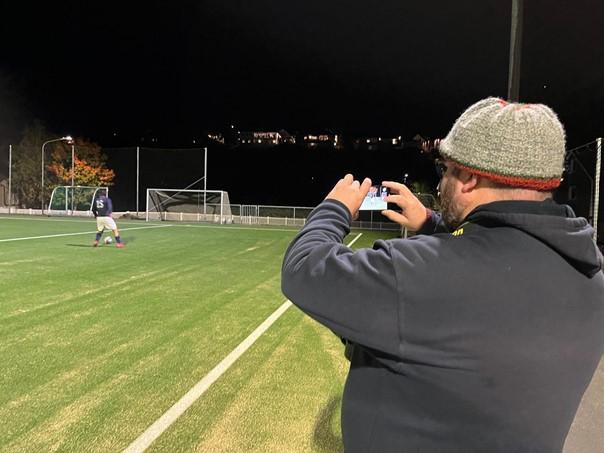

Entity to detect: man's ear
[460,171,479,194]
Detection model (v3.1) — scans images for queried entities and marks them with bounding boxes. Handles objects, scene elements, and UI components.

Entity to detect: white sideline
[123,232,364,453]
[0,225,173,243]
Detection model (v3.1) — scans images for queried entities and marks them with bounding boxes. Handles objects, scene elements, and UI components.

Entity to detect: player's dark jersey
[92,195,113,217]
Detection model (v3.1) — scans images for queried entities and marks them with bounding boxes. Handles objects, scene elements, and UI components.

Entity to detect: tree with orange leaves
[47,138,115,187]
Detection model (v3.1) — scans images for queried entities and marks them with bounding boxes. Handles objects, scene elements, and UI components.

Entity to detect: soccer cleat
[116,243,124,248]
[93,240,99,247]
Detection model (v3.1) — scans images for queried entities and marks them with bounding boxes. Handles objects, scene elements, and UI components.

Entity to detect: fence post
[594,137,602,243]
[8,145,12,214]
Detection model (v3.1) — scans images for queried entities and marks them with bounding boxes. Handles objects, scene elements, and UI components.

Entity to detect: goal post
[48,186,108,217]
[145,188,232,223]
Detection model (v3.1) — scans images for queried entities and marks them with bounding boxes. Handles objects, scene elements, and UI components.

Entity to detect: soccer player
[91,189,124,248]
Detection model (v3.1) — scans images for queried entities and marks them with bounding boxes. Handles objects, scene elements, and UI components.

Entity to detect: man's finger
[381,209,409,225]
[385,194,409,208]
[360,177,372,195]
[381,180,404,195]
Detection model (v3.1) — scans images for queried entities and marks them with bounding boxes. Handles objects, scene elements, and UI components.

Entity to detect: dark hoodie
[281,199,604,453]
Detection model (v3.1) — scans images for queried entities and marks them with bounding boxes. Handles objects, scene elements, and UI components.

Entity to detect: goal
[145,188,232,223]
[48,186,108,217]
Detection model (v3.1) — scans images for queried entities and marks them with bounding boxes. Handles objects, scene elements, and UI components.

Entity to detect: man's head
[436,97,567,229]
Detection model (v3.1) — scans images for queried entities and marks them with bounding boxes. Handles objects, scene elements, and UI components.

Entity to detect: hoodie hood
[466,200,603,277]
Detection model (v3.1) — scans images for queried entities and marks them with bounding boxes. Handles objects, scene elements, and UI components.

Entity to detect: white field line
[0,225,173,243]
[346,232,363,247]
[0,216,162,227]
[123,232,363,453]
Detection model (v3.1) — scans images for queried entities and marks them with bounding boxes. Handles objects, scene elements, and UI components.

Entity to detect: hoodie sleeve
[281,199,401,357]
[416,209,450,235]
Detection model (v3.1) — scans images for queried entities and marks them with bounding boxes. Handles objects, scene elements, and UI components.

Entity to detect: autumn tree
[47,138,115,187]
[11,122,115,209]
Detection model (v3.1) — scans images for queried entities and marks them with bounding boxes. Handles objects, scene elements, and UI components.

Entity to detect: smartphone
[359,185,390,211]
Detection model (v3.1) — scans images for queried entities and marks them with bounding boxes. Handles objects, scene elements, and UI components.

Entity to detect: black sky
[1,0,603,148]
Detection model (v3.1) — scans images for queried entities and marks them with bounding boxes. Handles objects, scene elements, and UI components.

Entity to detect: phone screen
[359,185,390,211]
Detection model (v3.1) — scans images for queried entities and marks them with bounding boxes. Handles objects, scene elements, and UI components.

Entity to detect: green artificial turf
[0,215,398,452]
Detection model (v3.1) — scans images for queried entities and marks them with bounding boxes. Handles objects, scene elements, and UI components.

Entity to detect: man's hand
[325,174,372,219]
[381,181,429,231]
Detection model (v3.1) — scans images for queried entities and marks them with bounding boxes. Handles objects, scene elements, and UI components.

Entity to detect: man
[281,97,604,452]
[91,189,124,248]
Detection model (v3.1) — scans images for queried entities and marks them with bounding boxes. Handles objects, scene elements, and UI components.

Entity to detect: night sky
[1,1,603,205]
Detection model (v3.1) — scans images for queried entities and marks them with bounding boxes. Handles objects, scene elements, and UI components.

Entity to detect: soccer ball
[104,236,113,245]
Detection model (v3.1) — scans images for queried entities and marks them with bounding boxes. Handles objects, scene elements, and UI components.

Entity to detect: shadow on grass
[65,236,131,248]
[312,396,344,453]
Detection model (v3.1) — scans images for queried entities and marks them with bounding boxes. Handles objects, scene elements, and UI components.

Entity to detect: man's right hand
[380,181,430,231]
[325,174,372,220]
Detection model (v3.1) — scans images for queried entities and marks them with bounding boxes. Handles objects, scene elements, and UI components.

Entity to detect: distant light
[366,139,370,144]
[193,139,197,144]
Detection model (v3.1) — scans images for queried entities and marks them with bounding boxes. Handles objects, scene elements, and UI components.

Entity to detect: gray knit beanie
[438,97,566,190]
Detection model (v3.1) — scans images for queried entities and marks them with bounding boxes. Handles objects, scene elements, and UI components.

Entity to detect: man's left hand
[325,174,372,219]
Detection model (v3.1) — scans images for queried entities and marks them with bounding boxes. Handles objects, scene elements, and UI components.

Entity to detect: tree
[11,121,48,208]
[11,122,115,209]
[47,138,115,187]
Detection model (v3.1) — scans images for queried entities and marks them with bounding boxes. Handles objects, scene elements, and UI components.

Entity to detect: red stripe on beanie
[452,161,561,190]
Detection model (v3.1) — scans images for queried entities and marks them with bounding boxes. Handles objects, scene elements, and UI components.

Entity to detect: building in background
[352,136,404,151]
[301,132,342,150]
[238,130,295,147]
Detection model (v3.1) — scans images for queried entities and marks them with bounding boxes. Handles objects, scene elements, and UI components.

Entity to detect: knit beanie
[438,97,566,190]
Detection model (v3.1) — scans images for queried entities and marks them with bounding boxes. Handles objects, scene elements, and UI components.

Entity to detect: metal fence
[0,202,410,231]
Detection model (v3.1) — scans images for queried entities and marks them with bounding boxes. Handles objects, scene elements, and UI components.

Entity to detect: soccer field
[0,215,399,452]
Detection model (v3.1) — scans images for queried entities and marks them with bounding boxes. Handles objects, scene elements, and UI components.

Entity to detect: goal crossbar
[145,188,232,223]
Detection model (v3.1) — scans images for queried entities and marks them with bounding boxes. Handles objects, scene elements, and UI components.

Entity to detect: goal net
[48,186,108,217]
[146,188,232,223]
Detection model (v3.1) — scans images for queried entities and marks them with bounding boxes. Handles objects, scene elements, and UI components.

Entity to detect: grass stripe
[123,300,293,453]
[0,225,173,242]
[123,232,363,452]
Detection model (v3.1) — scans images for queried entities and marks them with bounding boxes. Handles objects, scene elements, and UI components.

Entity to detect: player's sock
[95,232,102,241]
[115,236,122,244]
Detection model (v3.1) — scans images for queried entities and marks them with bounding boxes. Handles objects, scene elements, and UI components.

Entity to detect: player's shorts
[96,216,117,232]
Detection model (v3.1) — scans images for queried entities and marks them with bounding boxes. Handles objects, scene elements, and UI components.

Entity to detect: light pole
[41,136,73,213]
[507,0,524,101]
[71,144,75,188]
